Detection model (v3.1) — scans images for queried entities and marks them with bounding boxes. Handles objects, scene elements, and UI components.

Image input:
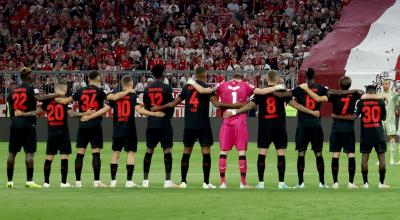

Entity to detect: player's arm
[67,109,96,118]
[80,105,111,121]
[381,101,387,121]
[223,101,256,118]
[253,84,286,95]
[151,97,183,112]
[209,95,246,109]
[187,80,213,94]
[272,90,293,98]
[35,94,62,102]
[55,97,74,105]
[107,88,135,101]
[14,107,43,117]
[360,94,386,100]
[288,100,320,118]
[136,105,166,117]
[299,83,328,102]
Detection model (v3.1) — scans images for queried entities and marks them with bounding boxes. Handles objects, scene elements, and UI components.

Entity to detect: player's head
[20,67,33,83]
[88,70,101,85]
[195,67,207,81]
[151,64,165,80]
[55,80,68,96]
[365,85,377,94]
[339,76,352,90]
[232,72,243,80]
[382,79,390,92]
[121,75,133,89]
[267,70,278,85]
[305,68,315,82]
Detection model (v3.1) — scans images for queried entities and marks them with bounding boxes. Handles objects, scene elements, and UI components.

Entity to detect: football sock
[61,159,68,184]
[379,167,386,184]
[362,169,368,184]
[164,152,172,180]
[348,157,356,184]
[219,155,227,184]
[7,156,15,182]
[181,153,191,183]
[92,153,101,181]
[202,154,211,184]
[331,158,339,183]
[316,156,325,185]
[143,152,153,180]
[26,155,34,182]
[257,154,266,182]
[277,155,286,182]
[297,156,305,185]
[239,156,247,185]
[75,153,84,181]
[110,163,118,181]
[389,139,395,162]
[44,159,52,184]
[126,164,134,181]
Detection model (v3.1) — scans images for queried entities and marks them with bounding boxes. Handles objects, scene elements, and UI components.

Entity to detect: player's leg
[60,154,71,187]
[75,128,89,187]
[361,153,370,188]
[275,127,289,189]
[312,126,327,188]
[377,142,389,188]
[24,128,41,188]
[345,131,357,189]
[236,125,249,188]
[6,152,17,188]
[219,124,233,188]
[110,151,120,187]
[219,151,228,188]
[43,154,54,187]
[7,128,21,188]
[181,129,195,186]
[256,148,267,189]
[91,127,105,187]
[143,128,158,187]
[199,128,214,188]
[295,126,307,188]
[161,124,179,188]
[388,135,396,165]
[125,151,136,187]
[238,150,249,188]
[329,131,340,188]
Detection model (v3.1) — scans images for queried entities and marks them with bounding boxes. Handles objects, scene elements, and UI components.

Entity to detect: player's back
[9,82,37,128]
[253,90,292,123]
[292,83,328,127]
[329,92,361,132]
[357,99,386,143]
[42,99,69,131]
[216,80,254,126]
[72,85,107,128]
[143,80,174,128]
[109,88,138,137]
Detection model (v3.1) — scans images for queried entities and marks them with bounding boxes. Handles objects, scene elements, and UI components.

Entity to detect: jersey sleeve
[246,83,256,96]
[319,85,329,96]
[179,86,187,100]
[166,85,174,102]
[143,88,150,107]
[354,100,362,116]
[292,87,300,99]
[252,95,261,105]
[380,100,387,120]
[41,100,49,111]
[72,89,81,101]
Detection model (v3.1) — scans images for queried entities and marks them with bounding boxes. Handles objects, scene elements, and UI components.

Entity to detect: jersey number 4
[189,91,199,109]
[12,93,27,111]
[81,94,99,111]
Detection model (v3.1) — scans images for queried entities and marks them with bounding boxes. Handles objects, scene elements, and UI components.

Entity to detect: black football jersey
[8,82,37,128]
[42,100,70,132]
[355,99,386,143]
[253,89,292,124]
[329,92,361,132]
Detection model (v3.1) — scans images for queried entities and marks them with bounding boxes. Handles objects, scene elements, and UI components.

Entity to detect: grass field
[0,142,399,220]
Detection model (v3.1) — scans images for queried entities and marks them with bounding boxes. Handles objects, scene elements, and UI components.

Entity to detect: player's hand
[151,106,160,112]
[311,110,320,118]
[14,110,23,117]
[34,108,42,115]
[154,111,166,117]
[84,109,96,116]
[80,115,90,122]
[274,84,286,91]
[223,111,234,118]
[232,102,246,108]
[187,78,195,85]
[299,83,308,90]
[128,88,136,93]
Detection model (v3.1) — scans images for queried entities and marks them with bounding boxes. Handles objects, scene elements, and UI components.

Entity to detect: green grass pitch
[0,142,399,220]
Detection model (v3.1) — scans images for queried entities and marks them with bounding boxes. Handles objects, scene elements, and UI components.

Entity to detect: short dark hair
[89,71,100,80]
[20,67,32,81]
[152,64,165,79]
[366,85,377,94]
[305,68,315,80]
[339,76,352,90]
[121,75,133,86]
[195,67,206,78]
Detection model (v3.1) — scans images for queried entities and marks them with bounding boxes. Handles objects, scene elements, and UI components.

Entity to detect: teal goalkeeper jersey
[380,90,399,123]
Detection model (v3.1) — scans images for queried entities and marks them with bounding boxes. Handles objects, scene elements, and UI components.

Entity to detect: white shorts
[383,121,397,136]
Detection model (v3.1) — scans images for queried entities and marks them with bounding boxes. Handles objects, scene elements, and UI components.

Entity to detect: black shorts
[183,128,213,147]
[47,133,72,155]
[9,127,37,153]
[112,136,138,152]
[146,125,173,149]
[258,122,287,149]
[330,130,355,153]
[295,125,323,152]
[360,142,387,154]
[76,126,103,149]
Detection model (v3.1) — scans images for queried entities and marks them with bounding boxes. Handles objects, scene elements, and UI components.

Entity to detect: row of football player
[5,66,389,189]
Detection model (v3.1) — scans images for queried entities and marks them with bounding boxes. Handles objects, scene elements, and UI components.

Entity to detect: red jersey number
[149,92,163,106]
[362,105,381,123]
[266,96,277,114]
[12,93,27,111]
[47,104,64,121]
[189,91,199,109]
[81,94,99,111]
[340,97,350,115]
[117,100,131,118]
[306,95,316,110]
